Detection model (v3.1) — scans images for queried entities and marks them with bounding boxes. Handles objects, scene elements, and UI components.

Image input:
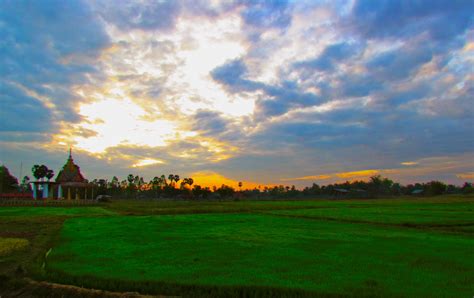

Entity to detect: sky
[1,0,473,188]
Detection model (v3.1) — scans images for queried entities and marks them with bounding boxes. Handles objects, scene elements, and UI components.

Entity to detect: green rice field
[0,206,115,217]
[1,196,473,297]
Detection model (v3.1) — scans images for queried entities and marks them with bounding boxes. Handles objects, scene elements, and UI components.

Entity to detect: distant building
[56,149,92,200]
[32,149,94,200]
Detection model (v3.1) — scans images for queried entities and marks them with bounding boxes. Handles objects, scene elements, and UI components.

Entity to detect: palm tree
[46,169,54,181]
[152,176,159,189]
[174,175,180,187]
[180,178,194,189]
[32,165,41,181]
[127,174,134,185]
[127,174,135,192]
[168,174,175,186]
[111,176,119,188]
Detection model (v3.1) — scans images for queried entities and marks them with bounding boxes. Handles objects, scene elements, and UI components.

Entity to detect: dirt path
[1,278,175,298]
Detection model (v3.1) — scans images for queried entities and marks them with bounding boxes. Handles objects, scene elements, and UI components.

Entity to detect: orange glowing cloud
[456,172,474,180]
[335,170,379,179]
[282,170,380,182]
[281,174,332,181]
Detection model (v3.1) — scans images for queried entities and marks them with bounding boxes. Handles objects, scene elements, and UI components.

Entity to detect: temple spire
[69,147,72,159]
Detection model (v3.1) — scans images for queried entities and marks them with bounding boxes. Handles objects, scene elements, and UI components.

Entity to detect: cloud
[0,0,110,129]
[349,0,473,41]
[282,170,380,182]
[281,175,332,182]
[294,42,362,71]
[92,0,181,31]
[336,169,379,179]
[0,82,54,134]
[401,162,418,166]
[131,158,164,168]
[1,0,473,188]
[281,154,474,185]
[366,45,433,80]
[191,110,229,136]
[339,74,383,97]
[212,60,322,119]
[456,172,474,180]
[211,59,262,92]
[240,0,292,29]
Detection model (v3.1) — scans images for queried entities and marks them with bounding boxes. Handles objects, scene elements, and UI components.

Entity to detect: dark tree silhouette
[46,169,54,181]
[0,165,19,193]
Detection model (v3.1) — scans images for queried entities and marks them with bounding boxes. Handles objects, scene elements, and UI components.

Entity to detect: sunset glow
[1,0,473,187]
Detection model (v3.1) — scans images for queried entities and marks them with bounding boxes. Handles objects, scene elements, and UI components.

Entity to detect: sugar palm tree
[32,165,47,181]
[161,174,167,187]
[46,169,54,181]
[168,174,175,187]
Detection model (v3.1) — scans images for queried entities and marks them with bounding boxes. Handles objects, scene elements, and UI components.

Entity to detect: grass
[265,204,474,227]
[0,238,29,256]
[103,199,324,215]
[1,195,473,297]
[102,195,474,216]
[0,206,115,217]
[46,210,474,296]
[0,205,115,296]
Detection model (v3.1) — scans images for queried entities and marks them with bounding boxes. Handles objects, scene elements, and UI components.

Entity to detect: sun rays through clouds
[1,0,473,186]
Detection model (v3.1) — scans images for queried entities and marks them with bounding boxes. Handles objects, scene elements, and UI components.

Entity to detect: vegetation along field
[1,195,473,297]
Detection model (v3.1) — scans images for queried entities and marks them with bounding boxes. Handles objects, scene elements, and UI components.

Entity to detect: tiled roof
[55,152,86,183]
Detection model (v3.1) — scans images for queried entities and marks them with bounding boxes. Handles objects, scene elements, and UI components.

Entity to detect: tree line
[0,164,473,199]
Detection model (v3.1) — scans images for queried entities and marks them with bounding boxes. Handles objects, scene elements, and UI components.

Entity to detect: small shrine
[55,149,93,200]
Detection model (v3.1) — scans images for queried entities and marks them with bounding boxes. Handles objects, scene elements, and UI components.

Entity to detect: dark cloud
[211,59,247,86]
[191,110,229,136]
[0,0,110,126]
[255,83,321,118]
[0,82,54,133]
[350,0,473,41]
[256,121,366,147]
[211,59,262,92]
[294,42,362,71]
[212,60,321,119]
[1,0,472,185]
[369,84,430,109]
[338,74,383,98]
[247,104,474,171]
[366,45,433,80]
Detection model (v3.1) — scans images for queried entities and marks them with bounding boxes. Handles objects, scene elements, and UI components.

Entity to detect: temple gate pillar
[32,184,37,200]
[43,183,49,199]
